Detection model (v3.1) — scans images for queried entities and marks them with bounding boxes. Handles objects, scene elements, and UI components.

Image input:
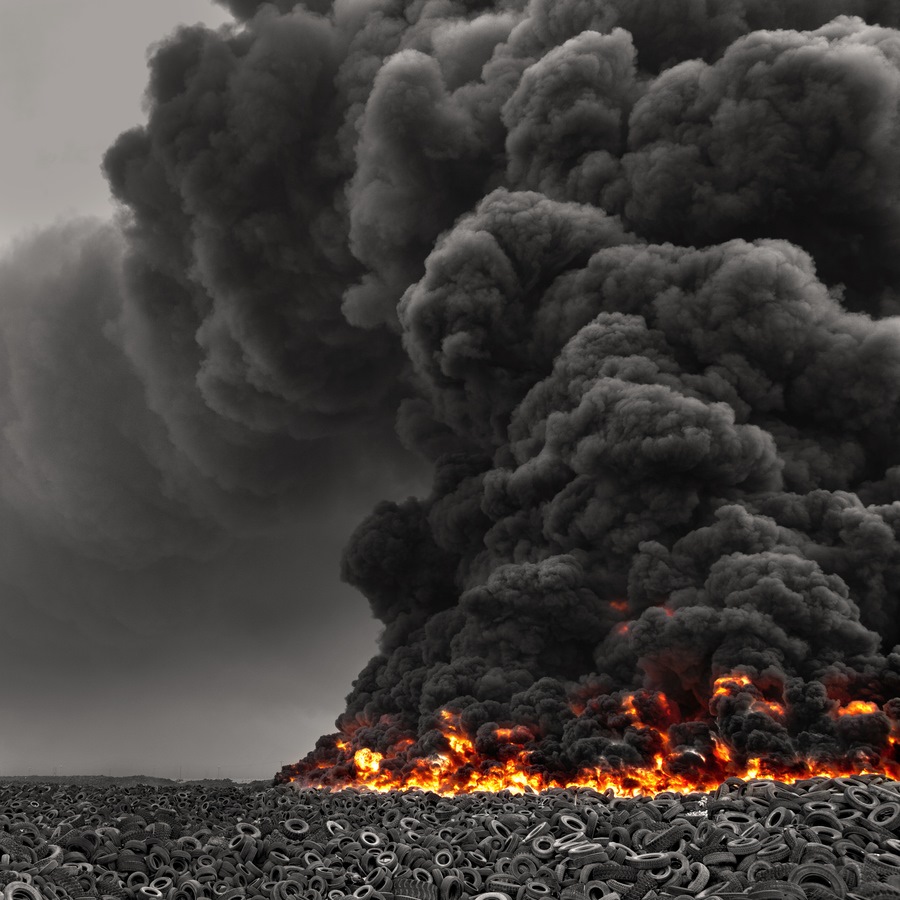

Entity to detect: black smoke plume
[252,0,900,780]
[5,0,900,779]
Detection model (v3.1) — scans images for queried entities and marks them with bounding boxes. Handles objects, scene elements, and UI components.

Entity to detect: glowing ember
[277,672,900,796]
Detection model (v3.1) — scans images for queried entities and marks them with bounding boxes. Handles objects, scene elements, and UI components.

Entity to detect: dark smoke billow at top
[5,0,900,786]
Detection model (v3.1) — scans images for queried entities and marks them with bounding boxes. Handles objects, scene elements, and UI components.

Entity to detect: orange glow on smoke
[281,671,900,796]
[837,700,879,717]
[713,673,752,696]
[751,699,786,718]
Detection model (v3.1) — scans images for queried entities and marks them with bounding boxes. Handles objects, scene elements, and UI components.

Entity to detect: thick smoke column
[6,0,900,779]
[253,0,900,781]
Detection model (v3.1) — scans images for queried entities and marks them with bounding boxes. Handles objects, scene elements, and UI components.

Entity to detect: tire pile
[0,775,899,900]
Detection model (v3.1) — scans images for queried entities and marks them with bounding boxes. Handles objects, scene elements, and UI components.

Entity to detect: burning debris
[277,676,899,795]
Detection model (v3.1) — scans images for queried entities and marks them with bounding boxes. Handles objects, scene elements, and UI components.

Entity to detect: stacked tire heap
[0,776,899,900]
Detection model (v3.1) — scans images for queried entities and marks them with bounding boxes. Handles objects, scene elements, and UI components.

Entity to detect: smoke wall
[118,0,900,775]
[259,0,900,779]
[5,0,900,780]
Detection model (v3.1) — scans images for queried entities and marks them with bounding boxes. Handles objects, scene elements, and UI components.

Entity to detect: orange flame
[837,700,879,717]
[280,672,900,796]
[713,673,752,697]
[353,748,383,775]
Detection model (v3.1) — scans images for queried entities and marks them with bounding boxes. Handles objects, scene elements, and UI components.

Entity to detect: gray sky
[0,2,227,247]
[0,488,406,780]
[0,0,424,781]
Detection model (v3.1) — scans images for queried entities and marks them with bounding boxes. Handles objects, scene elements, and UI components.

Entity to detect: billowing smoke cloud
[4,0,900,777]
[2,5,429,567]
[336,221,900,773]
[281,0,900,775]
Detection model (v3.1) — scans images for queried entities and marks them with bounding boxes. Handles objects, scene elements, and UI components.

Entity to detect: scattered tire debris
[0,776,899,900]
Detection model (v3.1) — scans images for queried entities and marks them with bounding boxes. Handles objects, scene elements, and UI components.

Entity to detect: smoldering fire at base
[276,679,900,796]
[202,0,900,794]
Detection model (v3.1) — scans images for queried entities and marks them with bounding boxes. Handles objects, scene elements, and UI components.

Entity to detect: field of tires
[0,777,899,900]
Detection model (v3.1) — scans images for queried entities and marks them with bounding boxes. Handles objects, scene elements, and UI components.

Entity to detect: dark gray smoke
[4,0,900,777]
[271,0,900,777]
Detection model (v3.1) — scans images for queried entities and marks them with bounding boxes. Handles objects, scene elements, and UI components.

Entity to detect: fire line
[277,673,900,796]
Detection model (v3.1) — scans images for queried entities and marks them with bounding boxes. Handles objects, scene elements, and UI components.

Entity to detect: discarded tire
[0,777,899,900]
